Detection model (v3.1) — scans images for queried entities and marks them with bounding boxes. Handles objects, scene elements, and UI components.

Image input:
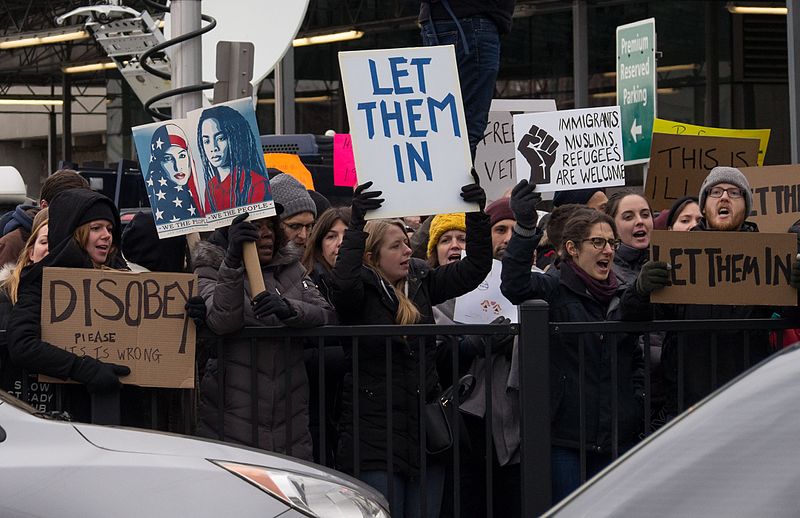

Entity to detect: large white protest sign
[476,99,557,204]
[339,45,475,219]
[454,259,517,324]
[513,106,625,193]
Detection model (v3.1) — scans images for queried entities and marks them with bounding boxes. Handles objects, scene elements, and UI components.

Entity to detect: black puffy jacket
[501,230,644,452]
[330,212,492,477]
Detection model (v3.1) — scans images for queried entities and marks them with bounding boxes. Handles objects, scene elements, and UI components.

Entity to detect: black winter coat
[501,230,644,452]
[7,189,126,421]
[330,212,492,477]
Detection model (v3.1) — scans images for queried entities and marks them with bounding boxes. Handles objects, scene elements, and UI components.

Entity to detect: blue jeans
[360,465,445,518]
[421,16,501,158]
[551,446,612,504]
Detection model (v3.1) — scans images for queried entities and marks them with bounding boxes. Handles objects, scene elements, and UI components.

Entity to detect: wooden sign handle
[242,242,265,299]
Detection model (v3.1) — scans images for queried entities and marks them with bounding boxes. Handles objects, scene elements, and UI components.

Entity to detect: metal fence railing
[8,302,797,516]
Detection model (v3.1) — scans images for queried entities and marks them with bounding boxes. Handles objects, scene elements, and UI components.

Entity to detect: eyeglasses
[582,237,622,251]
[708,186,744,199]
[282,222,314,233]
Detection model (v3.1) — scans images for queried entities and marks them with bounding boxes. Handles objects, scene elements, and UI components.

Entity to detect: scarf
[565,259,619,305]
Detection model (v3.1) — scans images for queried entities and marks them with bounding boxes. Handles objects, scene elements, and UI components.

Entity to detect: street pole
[572,0,589,109]
[171,0,203,119]
[789,0,800,163]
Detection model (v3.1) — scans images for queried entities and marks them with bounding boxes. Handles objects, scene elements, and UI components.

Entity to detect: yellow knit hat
[427,213,466,258]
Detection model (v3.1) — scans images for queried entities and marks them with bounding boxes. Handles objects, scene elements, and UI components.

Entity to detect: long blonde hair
[363,219,420,325]
[3,209,49,304]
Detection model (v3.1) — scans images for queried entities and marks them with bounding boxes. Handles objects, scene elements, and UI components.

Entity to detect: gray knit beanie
[698,166,752,217]
[269,173,317,220]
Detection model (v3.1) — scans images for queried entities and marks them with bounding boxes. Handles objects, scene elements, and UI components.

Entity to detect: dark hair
[40,169,89,204]
[547,204,595,251]
[666,196,699,229]
[302,207,351,272]
[604,189,652,219]
[560,210,617,262]
[197,105,268,212]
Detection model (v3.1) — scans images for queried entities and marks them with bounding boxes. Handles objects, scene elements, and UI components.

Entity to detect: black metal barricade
[7,304,797,517]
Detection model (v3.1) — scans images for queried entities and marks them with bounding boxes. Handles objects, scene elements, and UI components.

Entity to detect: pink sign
[333,133,358,188]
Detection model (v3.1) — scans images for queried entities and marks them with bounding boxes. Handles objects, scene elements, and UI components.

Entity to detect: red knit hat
[485,198,514,227]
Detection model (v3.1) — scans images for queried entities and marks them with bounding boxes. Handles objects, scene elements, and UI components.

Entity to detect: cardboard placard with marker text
[644,133,760,211]
[650,230,797,306]
[742,164,800,233]
[41,268,197,388]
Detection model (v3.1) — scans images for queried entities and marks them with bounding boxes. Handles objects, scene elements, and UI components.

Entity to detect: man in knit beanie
[269,173,317,248]
[697,166,753,231]
[485,198,516,260]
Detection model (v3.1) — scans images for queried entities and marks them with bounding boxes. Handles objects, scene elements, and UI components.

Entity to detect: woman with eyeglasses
[500,181,644,503]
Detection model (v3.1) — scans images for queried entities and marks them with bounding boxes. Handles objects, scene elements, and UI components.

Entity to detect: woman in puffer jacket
[192,211,336,460]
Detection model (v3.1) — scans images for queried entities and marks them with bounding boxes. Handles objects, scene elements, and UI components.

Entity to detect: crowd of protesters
[0,163,799,518]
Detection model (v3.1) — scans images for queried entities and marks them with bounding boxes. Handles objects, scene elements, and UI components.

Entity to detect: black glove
[225,212,259,268]
[350,182,384,231]
[509,180,542,229]
[70,356,131,394]
[460,168,486,211]
[185,295,207,327]
[252,291,296,321]
[636,261,670,296]
[791,256,800,289]
[460,316,514,357]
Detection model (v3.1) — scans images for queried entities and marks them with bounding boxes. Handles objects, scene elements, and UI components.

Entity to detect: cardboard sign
[743,164,800,233]
[133,97,277,238]
[41,268,197,388]
[650,230,797,306]
[475,99,557,204]
[454,259,518,324]
[333,133,358,188]
[339,45,475,219]
[644,133,760,211]
[264,153,315,190]
[653,118,770,166]
[512,106,625,193]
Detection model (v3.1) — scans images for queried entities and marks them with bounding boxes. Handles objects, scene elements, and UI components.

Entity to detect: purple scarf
[564,260,619,305]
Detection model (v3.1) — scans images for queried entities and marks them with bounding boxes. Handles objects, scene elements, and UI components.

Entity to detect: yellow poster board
[653,118,770,166]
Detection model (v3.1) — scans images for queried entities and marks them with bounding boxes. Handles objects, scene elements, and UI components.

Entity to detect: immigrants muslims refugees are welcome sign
[339,45,476,219]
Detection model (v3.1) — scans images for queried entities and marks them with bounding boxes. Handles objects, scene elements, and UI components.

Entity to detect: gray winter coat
[193,239,336,460]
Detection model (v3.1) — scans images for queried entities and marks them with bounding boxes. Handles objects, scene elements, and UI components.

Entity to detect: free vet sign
[644,133,760,211]
[41,268,197,388]
[339,45,476,219]
[474,99,557,204]
[512,106,625,193]
[650,230,797,306]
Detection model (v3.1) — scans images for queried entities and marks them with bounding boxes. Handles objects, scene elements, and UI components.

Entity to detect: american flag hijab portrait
[146,123,205,223]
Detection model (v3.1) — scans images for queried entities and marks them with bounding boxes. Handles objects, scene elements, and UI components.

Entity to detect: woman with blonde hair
[7,189,131,421]
[330,176,492,518]
[0,209,50,402]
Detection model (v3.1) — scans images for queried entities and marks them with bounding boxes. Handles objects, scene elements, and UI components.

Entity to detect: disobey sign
[41,268,197,388]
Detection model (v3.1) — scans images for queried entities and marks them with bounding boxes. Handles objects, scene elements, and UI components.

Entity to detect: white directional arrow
[631,118,643,143]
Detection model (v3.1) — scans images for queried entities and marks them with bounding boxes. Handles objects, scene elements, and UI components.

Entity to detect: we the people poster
[133,97,277,238]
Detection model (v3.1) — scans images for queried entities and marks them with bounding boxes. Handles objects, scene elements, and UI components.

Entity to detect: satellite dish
[165,0,310,88]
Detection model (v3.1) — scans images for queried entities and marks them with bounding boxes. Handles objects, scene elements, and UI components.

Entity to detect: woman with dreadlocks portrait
[197,104,271,214]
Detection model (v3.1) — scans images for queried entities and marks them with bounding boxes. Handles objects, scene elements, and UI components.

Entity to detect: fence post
[518,299,551,515]
[91,392,121,425]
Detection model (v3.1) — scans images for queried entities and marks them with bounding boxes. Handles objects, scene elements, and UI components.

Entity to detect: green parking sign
[617,18,656,165]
